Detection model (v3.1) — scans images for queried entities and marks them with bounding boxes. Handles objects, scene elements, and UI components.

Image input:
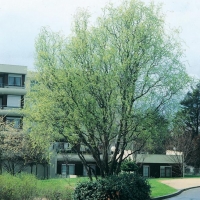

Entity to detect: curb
[151,186,200,200]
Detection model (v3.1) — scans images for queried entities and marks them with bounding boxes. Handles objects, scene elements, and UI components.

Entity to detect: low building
[136,154,183,178]
[121,150,183,178]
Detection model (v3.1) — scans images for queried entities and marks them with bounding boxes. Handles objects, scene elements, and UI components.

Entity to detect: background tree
[0,126,27,175]
[180,82,200,138]
[165,112,195,175]
[164,81,200,171]
[141,110,169,154]
[172,82,200,168]
[24,0,190,179]
[23,135,50,178]
[0,117,49,176]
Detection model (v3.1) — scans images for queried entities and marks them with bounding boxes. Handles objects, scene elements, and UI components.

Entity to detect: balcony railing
[0,105,22,110]
[52,142,93,154]
[0,83,25,88]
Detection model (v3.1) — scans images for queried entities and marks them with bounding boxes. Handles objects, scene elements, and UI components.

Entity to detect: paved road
[166,188,200,200]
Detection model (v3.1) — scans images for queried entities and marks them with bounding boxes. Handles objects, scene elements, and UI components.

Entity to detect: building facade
[0,64,27,128]
[136,154,183,178]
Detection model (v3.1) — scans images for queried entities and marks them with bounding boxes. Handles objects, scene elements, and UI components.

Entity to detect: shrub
[0,173,37,200]
[120,160,139,173]
[73,173,151,200]
[18,173,38,199]
[38,186,73,200]
[0,173,73,200]
[0,173,20,200]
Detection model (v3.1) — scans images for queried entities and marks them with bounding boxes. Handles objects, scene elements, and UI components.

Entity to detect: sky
[0,0,199,78]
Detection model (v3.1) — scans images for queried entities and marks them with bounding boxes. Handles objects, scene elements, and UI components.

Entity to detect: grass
[148,179,177,198]
[37,177,89,191]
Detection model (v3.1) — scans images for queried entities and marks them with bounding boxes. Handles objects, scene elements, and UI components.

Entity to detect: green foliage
[38,186,73,200]
[0,173,73,200]
[120,160,138,172]
[167,82,200,167]
[25,0,190,178]
[180,82,200,137]
[18,173,38,200]
[74,173,151,200]
[0,131,27,175]
[0,173,37,200]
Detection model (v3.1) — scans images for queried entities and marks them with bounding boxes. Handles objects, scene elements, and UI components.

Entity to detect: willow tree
[25,0,190,178]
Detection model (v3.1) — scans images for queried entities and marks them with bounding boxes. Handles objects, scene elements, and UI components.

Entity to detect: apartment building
[0,65,47,178]
[0,64,27,127]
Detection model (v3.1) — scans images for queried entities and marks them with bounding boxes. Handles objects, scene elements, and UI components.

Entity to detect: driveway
[160,178,200,190]
[159,178,200,200]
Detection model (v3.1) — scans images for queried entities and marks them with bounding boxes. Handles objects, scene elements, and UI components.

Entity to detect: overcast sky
[0,0,199,78]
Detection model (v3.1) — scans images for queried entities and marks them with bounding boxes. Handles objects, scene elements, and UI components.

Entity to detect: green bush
[73,173,151,200]
[0,173,73,200]
[0,173,37,200]
[38,186,73,200]
[120,160,139,173]
[18,173,38,200]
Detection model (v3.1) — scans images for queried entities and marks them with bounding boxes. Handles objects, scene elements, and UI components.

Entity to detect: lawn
[148,179,177,198]
[37,177,89,189]
[38,177,178,198]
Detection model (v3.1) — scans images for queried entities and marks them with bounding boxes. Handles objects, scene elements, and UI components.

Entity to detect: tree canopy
[0,117,49,175]
[180,82,200,138]
[25,0,190,178]
[169,82,200,167]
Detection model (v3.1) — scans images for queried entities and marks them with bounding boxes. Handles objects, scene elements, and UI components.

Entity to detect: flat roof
[0,64,27,74]
[135,154,182,164]
[122,151,183,164]
[57,154,98,162]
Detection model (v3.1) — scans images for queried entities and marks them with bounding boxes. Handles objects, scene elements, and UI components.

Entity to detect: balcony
[0,105,22,116]
[0,82,25,88]
[0,83,26,95]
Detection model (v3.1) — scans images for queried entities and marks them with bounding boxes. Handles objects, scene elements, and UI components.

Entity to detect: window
[6,117,21,129]
[0,98,2,108]
[143,165,150,177]
[57,142,72,152]
[67,164,75,175]
[0,77,3,87]
[59,142,64,149]
[83,164,96,176]
[61,164,67,177]
[160,166,165,177]
[8,74,22,87]
[160,166,172,178]
[61,164,75,177]
[7,95,21,108]
[64,143,71,150]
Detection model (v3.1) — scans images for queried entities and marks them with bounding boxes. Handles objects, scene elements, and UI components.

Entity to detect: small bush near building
[73,173,151,200]
[120,160,139,173]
